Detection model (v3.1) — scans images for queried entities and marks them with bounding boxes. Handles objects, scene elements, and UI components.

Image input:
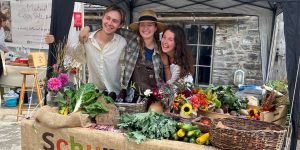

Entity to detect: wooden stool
[17,70,43,121]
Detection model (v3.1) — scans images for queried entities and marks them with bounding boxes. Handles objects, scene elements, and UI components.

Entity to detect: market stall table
[0,65,46,87]
[0,65,46,107]
[21,119,219,150]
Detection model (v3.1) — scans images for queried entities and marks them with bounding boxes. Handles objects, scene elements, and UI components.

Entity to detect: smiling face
[161,30,176,55]
[101,10,122,35]
[138,21,157,40]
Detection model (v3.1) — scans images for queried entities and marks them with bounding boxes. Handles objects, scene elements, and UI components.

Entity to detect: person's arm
[116,28,137,42]
[45,33,86,64]
[0,28,8,53]
[166,64,180,84]
[161,53,171,81]
[79,26,91,43]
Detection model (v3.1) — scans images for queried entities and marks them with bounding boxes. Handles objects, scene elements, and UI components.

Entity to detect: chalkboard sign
[10,0,51,49]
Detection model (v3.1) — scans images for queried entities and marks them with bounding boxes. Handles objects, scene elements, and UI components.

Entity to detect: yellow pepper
[177,129,186,137]
[196,133,209,144]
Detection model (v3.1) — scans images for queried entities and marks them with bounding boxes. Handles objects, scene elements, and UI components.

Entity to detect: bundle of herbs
[117,111,177,144]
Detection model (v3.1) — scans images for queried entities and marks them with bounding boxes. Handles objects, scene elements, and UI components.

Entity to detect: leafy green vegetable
[103,95,114,104]
[73,83,97,112]
[83,102,108,118]
[118,112,177,144]
[266,80,288,93]
[208,85,248,111]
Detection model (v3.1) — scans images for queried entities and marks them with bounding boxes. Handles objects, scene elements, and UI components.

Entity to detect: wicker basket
[198,110,233,119]
[210,118,286,150]
[192,116,212,133]
[115,99,147,115]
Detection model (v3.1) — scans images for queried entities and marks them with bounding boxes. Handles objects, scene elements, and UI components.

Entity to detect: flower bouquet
[47,63,75,107]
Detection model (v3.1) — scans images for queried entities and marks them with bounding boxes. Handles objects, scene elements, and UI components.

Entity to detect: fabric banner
[21,120,219,150]
[10,0,51,49]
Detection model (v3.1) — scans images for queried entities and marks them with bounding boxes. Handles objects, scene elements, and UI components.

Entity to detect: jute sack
[95,96,120,125]
[22,119,219,150]
[34,105,91,129]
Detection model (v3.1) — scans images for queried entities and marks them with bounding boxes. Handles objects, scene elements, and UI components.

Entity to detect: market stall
[21,119,218,150]
[47,1,300,149]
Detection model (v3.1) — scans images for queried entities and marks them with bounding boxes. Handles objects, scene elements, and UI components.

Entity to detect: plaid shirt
[117,28,163,88]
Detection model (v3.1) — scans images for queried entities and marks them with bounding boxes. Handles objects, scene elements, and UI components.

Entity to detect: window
[185,24,214,85]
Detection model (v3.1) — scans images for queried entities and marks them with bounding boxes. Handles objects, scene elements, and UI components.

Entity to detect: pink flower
[52,64,58,68]
[47,77,62,91]
[58,73,69,86]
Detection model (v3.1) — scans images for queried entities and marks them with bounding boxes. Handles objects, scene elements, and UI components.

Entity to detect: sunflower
[181,103,193,115]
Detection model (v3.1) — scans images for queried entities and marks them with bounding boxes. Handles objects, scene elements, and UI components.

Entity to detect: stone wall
[213,16,263,85]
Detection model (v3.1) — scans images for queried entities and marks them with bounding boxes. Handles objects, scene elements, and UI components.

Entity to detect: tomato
[200,119,210,125]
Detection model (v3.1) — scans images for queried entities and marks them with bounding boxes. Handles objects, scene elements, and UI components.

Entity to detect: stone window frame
[184,24,215,86]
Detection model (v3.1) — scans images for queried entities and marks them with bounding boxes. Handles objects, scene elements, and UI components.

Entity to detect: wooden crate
[28,52,47,67]
[260,105,288,126]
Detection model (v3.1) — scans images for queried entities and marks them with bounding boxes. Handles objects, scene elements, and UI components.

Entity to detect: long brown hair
[162,25,194,78]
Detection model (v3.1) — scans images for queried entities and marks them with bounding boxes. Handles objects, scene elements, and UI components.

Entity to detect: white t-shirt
[166,63,193,84]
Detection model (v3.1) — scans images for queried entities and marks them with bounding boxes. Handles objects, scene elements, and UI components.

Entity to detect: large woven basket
[115,99,147,115]
[210,118,286,150]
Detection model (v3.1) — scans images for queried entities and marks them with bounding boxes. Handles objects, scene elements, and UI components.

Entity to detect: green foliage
[84,102,108,118]
[266,80,288,93]
[103,95,114,104]
[117,112,177,144]
[73,83,98,112]
[208,85,248,111]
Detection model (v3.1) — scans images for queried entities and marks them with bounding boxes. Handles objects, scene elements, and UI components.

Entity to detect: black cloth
[45,0,74,104]
[283,1,300,150]
[47,0,75,79]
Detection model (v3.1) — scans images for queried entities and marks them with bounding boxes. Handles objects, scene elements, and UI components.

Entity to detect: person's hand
[160,52,169,66]
[44,33,54,44]
[79,26,90,43]
[1,8,9,15]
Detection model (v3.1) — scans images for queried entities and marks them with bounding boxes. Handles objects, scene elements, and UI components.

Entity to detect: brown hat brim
[129,21,165,32]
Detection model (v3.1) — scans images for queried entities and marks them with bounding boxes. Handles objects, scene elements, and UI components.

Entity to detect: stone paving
[0,106,27,150]
[0,105,299,150]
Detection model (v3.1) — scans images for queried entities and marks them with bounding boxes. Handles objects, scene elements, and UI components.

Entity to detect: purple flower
[47,77,62,91]
[58,73,69,86]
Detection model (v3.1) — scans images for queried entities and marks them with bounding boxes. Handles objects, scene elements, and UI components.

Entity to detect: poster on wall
[11,0,51,49]
[0,1,12,42]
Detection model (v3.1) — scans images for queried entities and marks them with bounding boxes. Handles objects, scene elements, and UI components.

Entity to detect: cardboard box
[28,52,47,67]
[260,105,288,126]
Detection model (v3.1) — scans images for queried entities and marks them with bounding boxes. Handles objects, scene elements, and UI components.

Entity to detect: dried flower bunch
[47,41,80,93]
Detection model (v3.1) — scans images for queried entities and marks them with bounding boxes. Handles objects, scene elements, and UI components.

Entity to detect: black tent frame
[48,1,300,149]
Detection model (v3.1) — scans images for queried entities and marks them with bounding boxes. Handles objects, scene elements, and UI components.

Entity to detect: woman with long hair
[161,25,194,84]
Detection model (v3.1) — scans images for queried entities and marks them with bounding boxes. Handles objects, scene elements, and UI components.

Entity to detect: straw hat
[129,10,165,32]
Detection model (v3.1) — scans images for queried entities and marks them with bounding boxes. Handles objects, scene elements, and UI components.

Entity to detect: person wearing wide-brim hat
[79,9,170,103]
[128,10,165,32]
[119,9,167,93]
